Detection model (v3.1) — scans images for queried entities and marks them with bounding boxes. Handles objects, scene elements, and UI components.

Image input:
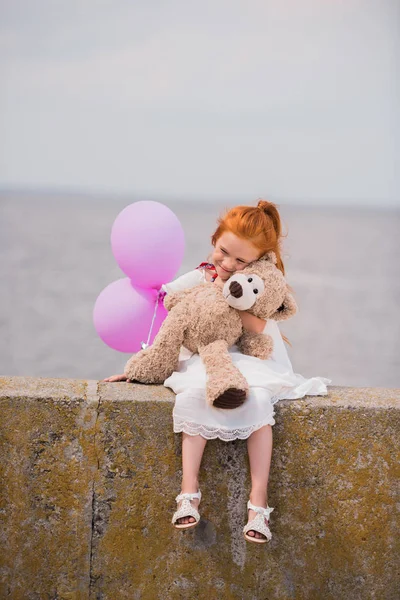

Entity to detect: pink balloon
[111,201,185,289]
[93,278,167,353]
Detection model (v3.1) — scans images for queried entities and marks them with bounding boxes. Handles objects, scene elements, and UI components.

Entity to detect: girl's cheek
[213,251,222,262]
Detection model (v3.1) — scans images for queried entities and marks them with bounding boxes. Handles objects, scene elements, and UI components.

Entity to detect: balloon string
[141,289,165,350]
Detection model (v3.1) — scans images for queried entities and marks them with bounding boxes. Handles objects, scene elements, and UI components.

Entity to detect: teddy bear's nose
[229,281,243,298]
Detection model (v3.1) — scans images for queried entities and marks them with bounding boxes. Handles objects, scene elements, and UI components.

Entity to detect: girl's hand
[102,373,128,382]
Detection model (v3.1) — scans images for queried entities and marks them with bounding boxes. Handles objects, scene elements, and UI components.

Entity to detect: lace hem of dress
[173,416,275,442]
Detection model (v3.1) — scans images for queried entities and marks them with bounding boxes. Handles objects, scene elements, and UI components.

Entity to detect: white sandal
[171,491,202,530]
[243,500,274,543]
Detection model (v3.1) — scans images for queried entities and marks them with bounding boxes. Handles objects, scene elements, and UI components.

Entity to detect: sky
[0,0,399,205]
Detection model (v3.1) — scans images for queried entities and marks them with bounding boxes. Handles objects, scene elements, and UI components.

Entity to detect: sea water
[1,192,399,388]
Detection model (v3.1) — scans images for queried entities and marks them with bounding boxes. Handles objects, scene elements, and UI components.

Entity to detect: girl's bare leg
[246,425,273,539]
[176,432,208,525]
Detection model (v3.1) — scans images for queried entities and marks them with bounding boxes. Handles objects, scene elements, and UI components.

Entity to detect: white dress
[162,267,331,442]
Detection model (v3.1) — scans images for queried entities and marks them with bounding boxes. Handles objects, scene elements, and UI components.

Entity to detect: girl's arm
[238,311,267,334]
[161,268,204,294]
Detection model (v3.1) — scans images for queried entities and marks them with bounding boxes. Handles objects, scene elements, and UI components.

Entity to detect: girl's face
[212,231,261,282]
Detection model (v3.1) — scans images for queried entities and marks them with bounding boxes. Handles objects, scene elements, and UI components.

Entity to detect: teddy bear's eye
[253,289,258,294]
[248,277,253,282]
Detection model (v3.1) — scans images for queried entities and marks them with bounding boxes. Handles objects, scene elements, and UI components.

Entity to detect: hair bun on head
[257,199,271,212]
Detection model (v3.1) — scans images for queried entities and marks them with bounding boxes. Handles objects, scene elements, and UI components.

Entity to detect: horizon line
[0,185,399,209]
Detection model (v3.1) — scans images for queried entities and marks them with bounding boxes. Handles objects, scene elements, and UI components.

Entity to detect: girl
[104,199,330,543]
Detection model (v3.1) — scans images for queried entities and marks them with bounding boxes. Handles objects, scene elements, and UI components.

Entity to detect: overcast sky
[0,0,399,205]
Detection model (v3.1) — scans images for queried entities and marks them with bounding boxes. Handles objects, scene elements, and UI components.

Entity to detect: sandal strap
[247,501,274,519]
[175,490,202,503]
[243,512,272,541]
[172,498,201,525]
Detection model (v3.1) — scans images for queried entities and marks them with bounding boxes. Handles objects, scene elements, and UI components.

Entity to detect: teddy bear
[124,252,297,409]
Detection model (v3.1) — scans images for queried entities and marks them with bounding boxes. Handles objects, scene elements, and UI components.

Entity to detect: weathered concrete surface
[1,377,399,600]
[0,377,99,600]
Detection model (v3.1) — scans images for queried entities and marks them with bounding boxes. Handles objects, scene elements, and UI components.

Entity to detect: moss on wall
[0,377,399,600]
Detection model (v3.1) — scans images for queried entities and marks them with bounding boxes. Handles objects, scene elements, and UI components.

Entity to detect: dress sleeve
[262,320,293,371]
[161,269,205,294]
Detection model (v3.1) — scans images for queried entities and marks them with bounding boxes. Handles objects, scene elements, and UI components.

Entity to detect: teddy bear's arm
[236,331,274,360]
[124,309,188,383]
[163,287,198,311]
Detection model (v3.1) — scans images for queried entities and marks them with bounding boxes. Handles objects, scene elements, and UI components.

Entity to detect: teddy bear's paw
[213,388,247,409]
[206,367,249,409]
[237,332,273,360]
[125,351,168,384]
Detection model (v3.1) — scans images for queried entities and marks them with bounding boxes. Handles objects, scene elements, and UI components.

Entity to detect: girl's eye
[221,249,227,254]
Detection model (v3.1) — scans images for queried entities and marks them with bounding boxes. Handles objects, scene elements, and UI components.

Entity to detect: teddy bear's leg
[198,340,249,409]
[236,332,274,360]
[125,311,186,384]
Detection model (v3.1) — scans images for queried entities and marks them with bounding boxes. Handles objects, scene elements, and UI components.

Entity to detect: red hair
[211,199,286,274]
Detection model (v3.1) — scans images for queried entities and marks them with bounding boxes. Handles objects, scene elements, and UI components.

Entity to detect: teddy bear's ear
[270,290,298,321]
[261,251,277,265]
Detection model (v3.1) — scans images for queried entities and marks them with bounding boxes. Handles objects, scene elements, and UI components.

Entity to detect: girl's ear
[270,291,298,321]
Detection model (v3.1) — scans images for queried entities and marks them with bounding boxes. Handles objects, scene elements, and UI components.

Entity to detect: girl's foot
[243,494,274,543]
[246,507,269,540]
[172,490,202,529]
[175,496,201,526]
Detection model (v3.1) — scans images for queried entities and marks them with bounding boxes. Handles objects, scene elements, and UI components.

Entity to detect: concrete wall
[0,376,399,600]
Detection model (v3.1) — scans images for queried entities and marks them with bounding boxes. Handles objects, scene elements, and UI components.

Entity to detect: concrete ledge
[0,377,399,600]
